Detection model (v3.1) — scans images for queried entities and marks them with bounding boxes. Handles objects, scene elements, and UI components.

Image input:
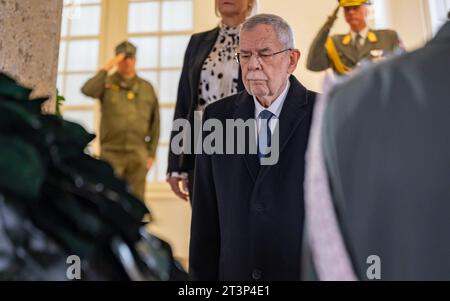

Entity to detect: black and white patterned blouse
[198,23,240,111]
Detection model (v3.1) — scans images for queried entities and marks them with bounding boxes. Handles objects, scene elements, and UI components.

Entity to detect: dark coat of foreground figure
[320,21,450,280]
[190,76,316,281]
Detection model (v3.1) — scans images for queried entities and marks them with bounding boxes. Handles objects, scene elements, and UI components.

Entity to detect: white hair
[241,13,295,49]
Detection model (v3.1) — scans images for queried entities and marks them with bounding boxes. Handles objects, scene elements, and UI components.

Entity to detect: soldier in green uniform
[307,0,403,75]
[81,41,160,201]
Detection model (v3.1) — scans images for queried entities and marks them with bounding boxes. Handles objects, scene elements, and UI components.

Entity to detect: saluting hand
[147,157,154,170]
[326,5,340,27]
[102,53,126,72]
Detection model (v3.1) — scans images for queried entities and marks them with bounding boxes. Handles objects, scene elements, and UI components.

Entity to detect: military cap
[115,41,137,56]
[338,0,371,7]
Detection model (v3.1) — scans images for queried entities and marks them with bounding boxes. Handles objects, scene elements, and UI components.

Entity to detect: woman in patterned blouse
[167,0,258,202]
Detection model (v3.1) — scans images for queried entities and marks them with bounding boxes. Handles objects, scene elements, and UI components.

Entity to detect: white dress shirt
[253,80,291,139]
[351,26,369,47]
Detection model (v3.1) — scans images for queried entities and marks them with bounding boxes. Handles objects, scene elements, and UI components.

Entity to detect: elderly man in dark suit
[305,19,450,280]
[189,13,317,281]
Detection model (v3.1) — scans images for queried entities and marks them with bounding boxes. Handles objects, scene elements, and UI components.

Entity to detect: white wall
[193,0,432,92]
[428,0,450,35]
[387,0,431,49]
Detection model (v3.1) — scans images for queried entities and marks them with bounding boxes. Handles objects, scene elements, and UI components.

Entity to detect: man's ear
[288,49,301,74]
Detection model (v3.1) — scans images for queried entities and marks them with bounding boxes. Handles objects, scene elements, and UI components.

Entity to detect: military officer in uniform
[81,41,160,201]
[307,0,403,75]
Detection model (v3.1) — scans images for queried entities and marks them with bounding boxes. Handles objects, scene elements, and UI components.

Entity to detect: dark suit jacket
[189,76,316,281]
[167,27,245,174]
[322,21,450,280]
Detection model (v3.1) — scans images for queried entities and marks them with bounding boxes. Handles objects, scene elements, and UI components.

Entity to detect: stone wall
[0,0,63,112]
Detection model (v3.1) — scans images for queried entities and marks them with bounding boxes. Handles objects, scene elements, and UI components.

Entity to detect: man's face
[217,0,250,17]
[239,24,300,102]
[344,5,368,30]
[117,55,136,75]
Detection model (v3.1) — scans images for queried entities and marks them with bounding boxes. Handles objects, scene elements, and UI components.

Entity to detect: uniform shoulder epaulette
[342,34,352,46]
[367,31,378,43]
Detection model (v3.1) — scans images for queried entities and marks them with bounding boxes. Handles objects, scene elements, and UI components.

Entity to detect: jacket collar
[233,75,311,182]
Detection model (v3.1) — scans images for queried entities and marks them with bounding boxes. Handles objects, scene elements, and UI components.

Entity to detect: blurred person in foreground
[304,18,450,281]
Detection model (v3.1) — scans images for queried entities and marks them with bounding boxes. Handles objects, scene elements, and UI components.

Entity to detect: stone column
[0,0,63,112]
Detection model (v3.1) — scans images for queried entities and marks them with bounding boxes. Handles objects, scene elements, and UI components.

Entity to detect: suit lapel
[339,41,359,65]
[359,35,377,61]
[257,76,309,181]
[233,92,260,182]
[191,27,219,107]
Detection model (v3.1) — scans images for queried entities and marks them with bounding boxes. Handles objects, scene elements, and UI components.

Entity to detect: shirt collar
[253,80,291,119]
[351,26,369,41]
[219,22,241,37]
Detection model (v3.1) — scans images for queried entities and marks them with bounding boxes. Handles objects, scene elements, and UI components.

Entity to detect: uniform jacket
[81,71,160,158]
[307,19,401,74]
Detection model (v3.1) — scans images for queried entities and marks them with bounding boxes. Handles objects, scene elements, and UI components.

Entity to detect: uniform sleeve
[147,86,160,158]
[306,18,335,72]
[81,70,108,99]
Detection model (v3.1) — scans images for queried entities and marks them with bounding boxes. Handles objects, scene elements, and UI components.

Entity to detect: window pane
[160,108,174,144]
[162,0,193,31]
[146,162,156,182]
[65,73,95,105]
[57,75,65,96]
[64,0,101,4]
[63,110,95,133]
[156,145,169,182]
[159,70,181,103]
[70,5,101,36]
[67,40,99,71]
[128,2,160,33]
[61,13,69,37]
[129,37,158,69]
[58,41,67,72]
[160,35,190,68]
[139,71,159,87]
[79,0,101,4]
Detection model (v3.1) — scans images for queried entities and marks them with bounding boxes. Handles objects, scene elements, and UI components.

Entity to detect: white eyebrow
[240,47,272,53]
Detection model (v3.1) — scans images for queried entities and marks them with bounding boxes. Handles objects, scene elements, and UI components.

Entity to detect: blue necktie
[258,110,274,161]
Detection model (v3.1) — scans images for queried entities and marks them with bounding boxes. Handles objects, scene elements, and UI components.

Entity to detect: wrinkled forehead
[239,24,283,52]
